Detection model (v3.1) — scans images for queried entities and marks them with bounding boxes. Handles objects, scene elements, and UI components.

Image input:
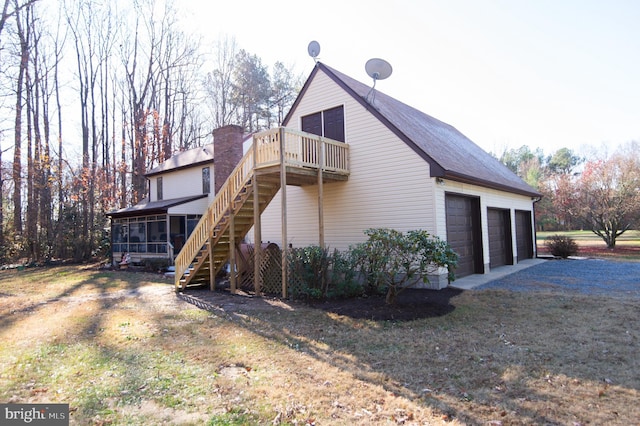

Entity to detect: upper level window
[202,167,210,194]
[301,105,345,142]
[157,177,163,201]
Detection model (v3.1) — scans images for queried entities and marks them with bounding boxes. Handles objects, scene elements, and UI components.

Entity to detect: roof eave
[145,159,214,178]
[313,63,447,176]
[287,63,540,199]
[107,208,167,219]
[442,170,542,198]
[106,194,208,218]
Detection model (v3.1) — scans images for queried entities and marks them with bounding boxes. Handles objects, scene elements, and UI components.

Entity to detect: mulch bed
[180,286,464,322]
[309,288,464,321]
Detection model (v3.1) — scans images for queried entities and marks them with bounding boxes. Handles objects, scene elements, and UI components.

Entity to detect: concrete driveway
[450,258,546,290]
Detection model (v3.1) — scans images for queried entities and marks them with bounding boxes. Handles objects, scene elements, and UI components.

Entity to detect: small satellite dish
[365,58,393,81]
[307,41,320,60]
[364,58,392,104]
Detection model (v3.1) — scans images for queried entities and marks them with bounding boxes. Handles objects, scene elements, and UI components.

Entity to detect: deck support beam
[229,212,236,294]
[208,236,214,291]
[318,137,325,249]
[280,128,288,299]
[253,140,263,294]
[318,138,326,294]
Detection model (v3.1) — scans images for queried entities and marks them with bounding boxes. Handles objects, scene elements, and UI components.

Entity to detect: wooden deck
[174,127,350,295]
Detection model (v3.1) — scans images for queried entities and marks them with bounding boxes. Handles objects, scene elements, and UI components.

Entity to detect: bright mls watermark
[1,404,69,425]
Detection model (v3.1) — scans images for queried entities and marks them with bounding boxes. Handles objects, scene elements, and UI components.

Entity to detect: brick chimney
[213,125,244,194]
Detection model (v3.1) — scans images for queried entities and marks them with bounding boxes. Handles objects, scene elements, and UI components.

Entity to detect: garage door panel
[515,210,534,261]
[488,208,511,268]
[446,194,482,278]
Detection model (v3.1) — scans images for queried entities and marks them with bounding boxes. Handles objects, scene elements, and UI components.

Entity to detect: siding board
[256,71,435,250]
[253,68,537,272]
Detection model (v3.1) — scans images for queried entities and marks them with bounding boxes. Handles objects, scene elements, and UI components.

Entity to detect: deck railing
[174,127,349,289]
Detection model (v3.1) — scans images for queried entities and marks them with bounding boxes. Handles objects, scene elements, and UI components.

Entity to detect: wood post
[318,137,325,294]
[318,137,324,249]
[253,138,262,294]
[208,235,214,291]
[229,212,236,294]
[280,128,288,298]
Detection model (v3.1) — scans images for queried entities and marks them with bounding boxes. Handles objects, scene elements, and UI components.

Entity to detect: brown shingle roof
[286,63,540,198]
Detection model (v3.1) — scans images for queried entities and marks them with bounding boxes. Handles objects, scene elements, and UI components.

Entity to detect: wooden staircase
[174,127,350,292]
[175,179,280,288]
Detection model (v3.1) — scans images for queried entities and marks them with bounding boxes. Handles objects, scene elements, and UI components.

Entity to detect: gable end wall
[255,71,437,251]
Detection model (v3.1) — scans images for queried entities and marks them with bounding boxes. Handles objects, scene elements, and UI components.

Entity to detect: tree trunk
[26,57,36,260]
[13,4,29,236]
[0,133,4,254]
[55,36,64,259]
[385,286,397,306]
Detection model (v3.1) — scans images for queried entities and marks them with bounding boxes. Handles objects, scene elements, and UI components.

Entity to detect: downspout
[532,196,542,257]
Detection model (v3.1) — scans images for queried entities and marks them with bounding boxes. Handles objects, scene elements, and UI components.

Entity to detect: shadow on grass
[0,266,152,340]
[1,266,208,423]
[178,287,476,421]
[4,265,638,424]
[177,284,640,425]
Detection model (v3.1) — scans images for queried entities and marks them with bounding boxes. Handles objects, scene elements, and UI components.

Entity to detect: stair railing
[174,147,255,289]
[174,127,349,290]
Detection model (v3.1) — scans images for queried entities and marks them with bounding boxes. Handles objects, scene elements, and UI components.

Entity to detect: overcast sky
[182,0,639,156]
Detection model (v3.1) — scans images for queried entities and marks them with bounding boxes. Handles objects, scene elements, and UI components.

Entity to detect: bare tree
[12,0,31,238]
[0,0,11,35]
[0,0,9,253]
[174,62,207,150]
[270,61,301,126]
[33,5,67,261]
[0,0,40,259]
[25,4,41,260]
[0,0,302,263]
[121,0,161,203]
[65,0,92,255]
[205,36,239,129]
[120,0,207,201]
[65,0,118,257]
[52,3,67,257]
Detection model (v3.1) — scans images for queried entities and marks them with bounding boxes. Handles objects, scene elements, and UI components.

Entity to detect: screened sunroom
[107,194,208,266]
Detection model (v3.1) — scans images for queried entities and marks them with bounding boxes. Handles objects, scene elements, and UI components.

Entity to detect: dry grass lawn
[1,264,638,425]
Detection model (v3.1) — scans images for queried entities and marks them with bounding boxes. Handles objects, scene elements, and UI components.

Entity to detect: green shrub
[286,229,458,304]
[351,228,458,305]
[348,241,387,296]
[327,249,363,299]
[288,246,364,301]
[288,245,331,300]
[544,234,578,258]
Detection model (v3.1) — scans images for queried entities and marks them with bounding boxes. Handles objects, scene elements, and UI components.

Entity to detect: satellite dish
[364,58,392,104]
[365,58,393,81]
[307,41,320,60]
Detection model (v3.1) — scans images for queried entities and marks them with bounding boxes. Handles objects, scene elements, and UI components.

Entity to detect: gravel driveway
[477,258,640,298]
